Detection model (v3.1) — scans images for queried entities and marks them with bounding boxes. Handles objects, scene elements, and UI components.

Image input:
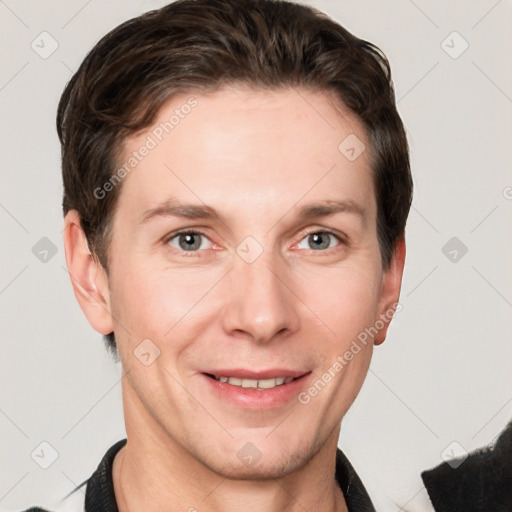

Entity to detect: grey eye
[297,232,339,251]
[168,232,212,252]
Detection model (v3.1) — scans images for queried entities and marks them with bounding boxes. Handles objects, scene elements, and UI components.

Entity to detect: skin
[64,86,405,512]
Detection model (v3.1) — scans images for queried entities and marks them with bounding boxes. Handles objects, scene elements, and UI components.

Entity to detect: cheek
[307,269,380,405]
[299,264,382,345]
[109,263,223,345]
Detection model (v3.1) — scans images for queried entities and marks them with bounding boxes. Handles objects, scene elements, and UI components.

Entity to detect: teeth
[258,378,279,389]
[213,375,296,389]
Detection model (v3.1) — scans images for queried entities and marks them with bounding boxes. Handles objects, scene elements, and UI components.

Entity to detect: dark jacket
[421,422,512,512]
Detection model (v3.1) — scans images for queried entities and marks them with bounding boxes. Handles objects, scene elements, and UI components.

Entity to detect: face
[87,87,403,478]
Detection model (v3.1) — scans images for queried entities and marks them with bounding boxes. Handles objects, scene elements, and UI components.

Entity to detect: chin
[200,439,318,481]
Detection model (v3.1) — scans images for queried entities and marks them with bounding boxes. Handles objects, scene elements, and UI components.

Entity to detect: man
[25,0,412,510]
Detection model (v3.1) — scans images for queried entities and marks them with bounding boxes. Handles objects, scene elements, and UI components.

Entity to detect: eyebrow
[140,198,366,225]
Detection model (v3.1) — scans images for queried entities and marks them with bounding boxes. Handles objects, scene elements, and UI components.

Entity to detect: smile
[200,369,312,410]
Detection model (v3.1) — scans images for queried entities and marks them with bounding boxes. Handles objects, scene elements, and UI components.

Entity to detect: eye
[167,231,213,252]
[296,231,342,251]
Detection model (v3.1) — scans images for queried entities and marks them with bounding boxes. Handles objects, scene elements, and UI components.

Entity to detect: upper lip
[202,369,310,380]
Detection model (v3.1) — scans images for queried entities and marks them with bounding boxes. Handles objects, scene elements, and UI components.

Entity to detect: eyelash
[164,228,345,256]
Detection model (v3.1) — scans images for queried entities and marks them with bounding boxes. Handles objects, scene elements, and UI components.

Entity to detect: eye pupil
[179,233,201,251]
[309,233,330,250]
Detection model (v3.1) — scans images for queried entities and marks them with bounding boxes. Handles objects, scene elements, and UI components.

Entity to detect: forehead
[116,86,374,223]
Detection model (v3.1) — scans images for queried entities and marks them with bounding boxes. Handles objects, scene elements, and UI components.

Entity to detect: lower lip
[200,373,311,410]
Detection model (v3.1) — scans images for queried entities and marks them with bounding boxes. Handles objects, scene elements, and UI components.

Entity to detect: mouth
[199,369,312,410]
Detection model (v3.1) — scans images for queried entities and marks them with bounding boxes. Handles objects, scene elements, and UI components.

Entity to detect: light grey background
[1,1,511,511]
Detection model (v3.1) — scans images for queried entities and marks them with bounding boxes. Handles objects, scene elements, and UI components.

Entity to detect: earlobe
[63,210,114,335]
[373,238,406,345]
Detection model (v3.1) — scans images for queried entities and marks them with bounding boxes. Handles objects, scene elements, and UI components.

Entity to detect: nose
[220,249,300,344]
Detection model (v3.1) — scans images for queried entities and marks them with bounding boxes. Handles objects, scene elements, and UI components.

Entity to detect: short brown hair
[57,0,412,352]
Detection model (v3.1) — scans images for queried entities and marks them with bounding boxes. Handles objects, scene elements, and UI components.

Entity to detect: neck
[113,382,348,512]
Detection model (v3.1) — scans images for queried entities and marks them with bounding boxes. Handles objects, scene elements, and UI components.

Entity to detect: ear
[63,210,114,335]
[373,237,406,345]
